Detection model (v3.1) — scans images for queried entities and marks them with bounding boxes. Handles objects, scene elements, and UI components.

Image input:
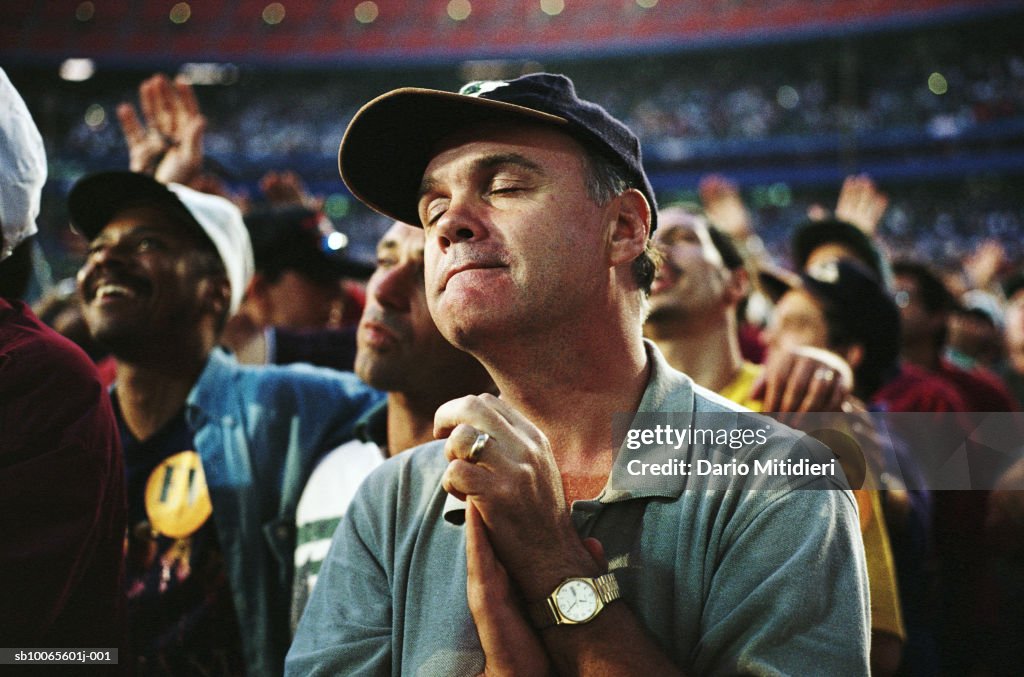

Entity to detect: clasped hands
[437,393,605,677]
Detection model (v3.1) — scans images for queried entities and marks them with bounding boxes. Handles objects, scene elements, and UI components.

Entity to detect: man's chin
[89,324,145,358]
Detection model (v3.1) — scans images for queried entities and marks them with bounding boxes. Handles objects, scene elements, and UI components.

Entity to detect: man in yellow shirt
[645,205,906,675]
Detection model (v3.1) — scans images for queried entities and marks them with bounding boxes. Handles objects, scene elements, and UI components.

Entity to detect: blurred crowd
[13,14,1022,284]
[48,21,1024,162]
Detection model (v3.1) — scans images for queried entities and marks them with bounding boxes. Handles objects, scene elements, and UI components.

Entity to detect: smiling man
[288,73,868,675]
[70,171,382,676]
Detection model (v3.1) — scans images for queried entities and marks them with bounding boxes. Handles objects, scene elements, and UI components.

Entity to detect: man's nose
[371,264,414,311]
[432,195,486,252]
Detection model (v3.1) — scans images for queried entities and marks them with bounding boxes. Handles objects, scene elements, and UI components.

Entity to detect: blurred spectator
[892,260,1017,412]
[946,296,1004,370]
[1,67,127,656]
[891,260,1017,675]
[786,217,966,412]
[291,222,493,631]
[765,259,901,404]
[646,209,905,674]
[222,205,372,366]
[996,273,1024,407]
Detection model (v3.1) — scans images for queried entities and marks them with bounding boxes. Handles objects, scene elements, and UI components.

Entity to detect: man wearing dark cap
[791,216,891,287]
[787,217,966,414]
[240,205,371,332]
[222,204,373,366]
[288,73,868,675]
[70,171,382,676]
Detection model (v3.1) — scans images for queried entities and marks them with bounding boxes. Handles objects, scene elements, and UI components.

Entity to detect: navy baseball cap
[791,218,886,282]
[338,73,657,233]
[801,259,901,372]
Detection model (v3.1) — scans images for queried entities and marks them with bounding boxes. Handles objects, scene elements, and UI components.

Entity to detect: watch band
[528,572,621,629]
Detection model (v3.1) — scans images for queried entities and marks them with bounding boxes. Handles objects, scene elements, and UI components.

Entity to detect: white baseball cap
[68,171,255,315]
[0,68,47,262]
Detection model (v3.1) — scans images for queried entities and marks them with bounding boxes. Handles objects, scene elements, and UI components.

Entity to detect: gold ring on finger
[468,432,490,462]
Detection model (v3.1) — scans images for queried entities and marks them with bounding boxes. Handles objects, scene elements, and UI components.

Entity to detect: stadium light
[179,63,240,86]
[84,104,106,129]
[170,2,191,24]
[263,2,286,25]
[540,0,564,17]
[448,0,471,21]
[777,85,800,109]
[928,72,949,95]
[75,1,95,22]
[354,1,378,24]
[60,58,95,82]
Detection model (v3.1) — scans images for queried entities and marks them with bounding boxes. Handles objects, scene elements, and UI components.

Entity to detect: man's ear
[725,268,751,305]
[244,273,268,301]
[607,188,651,267]
[238,273,271,321]
[200,274,232,320]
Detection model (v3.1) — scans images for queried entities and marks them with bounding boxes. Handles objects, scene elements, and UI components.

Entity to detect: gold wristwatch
[528,572,620,629]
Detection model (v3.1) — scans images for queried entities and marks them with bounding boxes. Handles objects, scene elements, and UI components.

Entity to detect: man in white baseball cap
[69,169,383,676]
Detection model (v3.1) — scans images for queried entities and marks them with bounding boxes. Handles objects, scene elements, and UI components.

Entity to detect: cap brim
[68,171,195,240]
[339,88,567,226]
[791,220,877,271]
[758,265,802,302]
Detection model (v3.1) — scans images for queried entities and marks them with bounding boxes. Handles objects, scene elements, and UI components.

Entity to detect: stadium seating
[2,0,1017,63]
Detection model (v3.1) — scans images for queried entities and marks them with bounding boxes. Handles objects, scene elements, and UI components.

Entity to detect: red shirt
[936,360,1018,413]
[0,298,127,649]
[871,362,968,413]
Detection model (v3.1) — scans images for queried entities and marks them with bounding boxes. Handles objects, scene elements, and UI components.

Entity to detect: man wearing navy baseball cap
[290,73,868,675]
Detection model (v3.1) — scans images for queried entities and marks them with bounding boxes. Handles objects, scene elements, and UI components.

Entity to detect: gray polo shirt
[287,342,870,676]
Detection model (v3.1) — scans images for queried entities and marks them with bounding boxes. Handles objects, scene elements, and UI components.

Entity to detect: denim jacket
[186,348,383,676]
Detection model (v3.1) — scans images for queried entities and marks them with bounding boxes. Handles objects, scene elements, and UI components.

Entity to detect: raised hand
[258,170,323,211]
[834,174,888,236]
[699,174,753,241]
[117,73,206,185]
[963,239,1006,290]
[754,344,853,414]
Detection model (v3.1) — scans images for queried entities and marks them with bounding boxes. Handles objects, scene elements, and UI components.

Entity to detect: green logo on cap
[460,80,510,97]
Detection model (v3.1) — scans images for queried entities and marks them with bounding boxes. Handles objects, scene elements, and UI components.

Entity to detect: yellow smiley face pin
[144,450,213,539]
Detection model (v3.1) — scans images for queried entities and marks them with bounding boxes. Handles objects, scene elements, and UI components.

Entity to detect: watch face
[555,579,599,622]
